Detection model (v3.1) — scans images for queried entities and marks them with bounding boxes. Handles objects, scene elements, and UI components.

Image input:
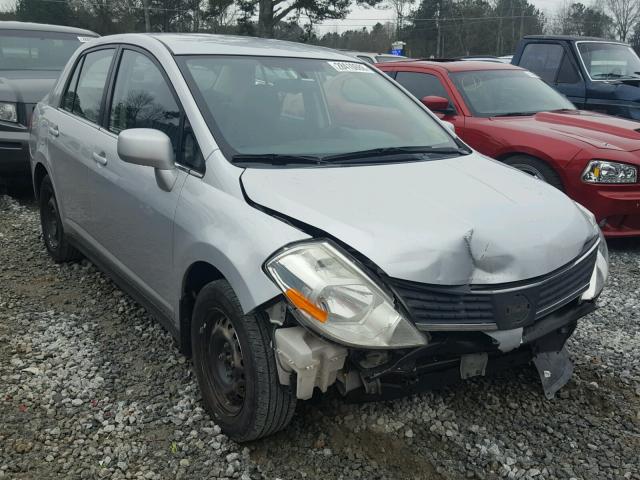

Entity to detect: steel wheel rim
[44,196,60,250]
[204,308,246,417]
[512,164,547,182]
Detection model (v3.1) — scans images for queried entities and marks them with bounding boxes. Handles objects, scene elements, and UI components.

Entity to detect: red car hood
[492,110,640,153]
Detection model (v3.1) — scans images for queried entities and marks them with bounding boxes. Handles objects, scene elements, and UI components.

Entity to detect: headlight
[0,102,18,123]
[582,229,609,300]
[582,160,637,183]
[265,241,427,349]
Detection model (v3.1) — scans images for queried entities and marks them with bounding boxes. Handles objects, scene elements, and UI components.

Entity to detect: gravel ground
[1,193,639,480]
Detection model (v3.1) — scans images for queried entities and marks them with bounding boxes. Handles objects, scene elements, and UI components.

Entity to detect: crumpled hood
[0,70,60,104]
[242,153,597,286]
[499,110,640,153]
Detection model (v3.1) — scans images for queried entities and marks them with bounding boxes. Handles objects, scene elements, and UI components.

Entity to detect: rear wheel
[503,155,564,191]
[191,280,296,441]
[39,175,80,263]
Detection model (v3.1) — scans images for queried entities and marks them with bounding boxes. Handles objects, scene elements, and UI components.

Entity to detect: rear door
[46,47,116,234]
[88,47,195,317]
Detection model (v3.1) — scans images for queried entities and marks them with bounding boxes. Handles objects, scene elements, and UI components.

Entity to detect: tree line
[2,0,640,56]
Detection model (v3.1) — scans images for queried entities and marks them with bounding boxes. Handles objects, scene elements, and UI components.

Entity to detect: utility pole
[435,2,441,57]
[142,0,151,32]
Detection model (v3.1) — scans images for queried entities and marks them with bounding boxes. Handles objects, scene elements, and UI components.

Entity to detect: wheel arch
[180,261,226,355]
[178,255,280,356]
[32,162,49,200]
[497,151,567,190]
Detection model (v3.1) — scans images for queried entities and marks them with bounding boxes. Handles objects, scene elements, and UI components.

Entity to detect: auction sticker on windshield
[328,61,372,73]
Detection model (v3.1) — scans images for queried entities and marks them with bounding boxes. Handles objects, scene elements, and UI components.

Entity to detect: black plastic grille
[389,281,495,326]
[536,247,597,317]
[389,244,598,330]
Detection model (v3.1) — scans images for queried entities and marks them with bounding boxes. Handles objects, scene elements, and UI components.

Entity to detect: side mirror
[117,128,177,192]
[118,128,175,169]
[421,95,451,113]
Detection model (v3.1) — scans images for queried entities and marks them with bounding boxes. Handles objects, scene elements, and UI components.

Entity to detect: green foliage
[16,0,73,26]
[407,0,544,58]
[564,3,612,37]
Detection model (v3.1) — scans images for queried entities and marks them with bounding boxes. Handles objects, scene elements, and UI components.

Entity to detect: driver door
[88,47,189,319]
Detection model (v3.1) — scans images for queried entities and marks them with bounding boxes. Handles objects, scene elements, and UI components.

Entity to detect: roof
[146,33,358,60]
[0,21,98,37]
[523,34,622,43]
[378,59,523,73]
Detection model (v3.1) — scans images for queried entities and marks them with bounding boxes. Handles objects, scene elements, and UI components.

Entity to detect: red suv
[378,60,640,237]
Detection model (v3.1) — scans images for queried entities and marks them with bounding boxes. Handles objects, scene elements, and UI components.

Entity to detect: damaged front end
[265,232,609,402]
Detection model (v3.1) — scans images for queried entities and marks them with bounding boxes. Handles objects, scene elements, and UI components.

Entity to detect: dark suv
[0,21,98,183]
[512,35,640,120]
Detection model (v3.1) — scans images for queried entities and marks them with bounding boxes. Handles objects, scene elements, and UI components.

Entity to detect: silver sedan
[30,33,608,441]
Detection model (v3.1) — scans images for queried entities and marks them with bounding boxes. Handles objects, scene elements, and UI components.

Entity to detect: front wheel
[39,175,80,263]
[503,155,564,191]
[191,280,296,441]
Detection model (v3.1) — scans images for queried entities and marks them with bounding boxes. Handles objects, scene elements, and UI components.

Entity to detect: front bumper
[0,129,30,177]
[579,187,640,238]
[566,159,640,238]
[344,299,595,401]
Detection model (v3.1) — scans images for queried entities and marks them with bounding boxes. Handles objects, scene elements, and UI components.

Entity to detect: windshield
[450,69,575,117]
[577,42,640,79]
[0,30,88,71]
[179,55,457,160]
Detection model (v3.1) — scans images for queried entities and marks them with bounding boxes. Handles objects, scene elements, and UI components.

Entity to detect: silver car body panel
[30,33,598,335]
[241,155,595,285]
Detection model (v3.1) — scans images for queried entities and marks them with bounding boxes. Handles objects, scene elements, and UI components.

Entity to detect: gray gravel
[1,193,639,480]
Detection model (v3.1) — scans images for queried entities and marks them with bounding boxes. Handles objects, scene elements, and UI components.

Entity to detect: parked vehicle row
[30,33,610,441]
[0,21,98,183]
[378,59,640,237]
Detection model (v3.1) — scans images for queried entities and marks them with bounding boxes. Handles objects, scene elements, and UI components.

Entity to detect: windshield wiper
[321,146,470,164]
[592,72,640,79]
[231,153,326,166]
[492,111,539,117]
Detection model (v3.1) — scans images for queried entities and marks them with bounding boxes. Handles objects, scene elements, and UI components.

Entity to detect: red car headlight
[582,160,637,184]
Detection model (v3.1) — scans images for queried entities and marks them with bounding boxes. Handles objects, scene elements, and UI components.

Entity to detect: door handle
[48,125,59,137]
[92,151,107,166]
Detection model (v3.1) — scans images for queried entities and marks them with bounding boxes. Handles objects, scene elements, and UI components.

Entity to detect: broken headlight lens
[265,241,427,349]
[582,160,637,183]
[0,102,18,123]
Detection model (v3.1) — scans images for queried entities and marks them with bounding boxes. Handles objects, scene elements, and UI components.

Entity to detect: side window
[61,58,83,112]
[556,54,581,84]
[181,120,204,172]
[395,71,451,101]
[519,43,563,83]
[357,55,374,64]
[109,50,181,156]
[72,49,115,123]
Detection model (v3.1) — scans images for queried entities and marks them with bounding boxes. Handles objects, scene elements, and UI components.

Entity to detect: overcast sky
[316,0,562,33]
[0,0,563,33]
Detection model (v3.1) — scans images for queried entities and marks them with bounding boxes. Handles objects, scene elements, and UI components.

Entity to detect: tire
[503,155,564,191]
[191,280,296,441]
[39,175,80,263]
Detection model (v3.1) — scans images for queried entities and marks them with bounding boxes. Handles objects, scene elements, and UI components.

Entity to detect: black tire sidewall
[39,176,64,260]
[191,282,263,439]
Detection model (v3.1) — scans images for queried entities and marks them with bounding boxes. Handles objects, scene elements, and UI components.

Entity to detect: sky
[316,0,562,33]
[0,0,563,33]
